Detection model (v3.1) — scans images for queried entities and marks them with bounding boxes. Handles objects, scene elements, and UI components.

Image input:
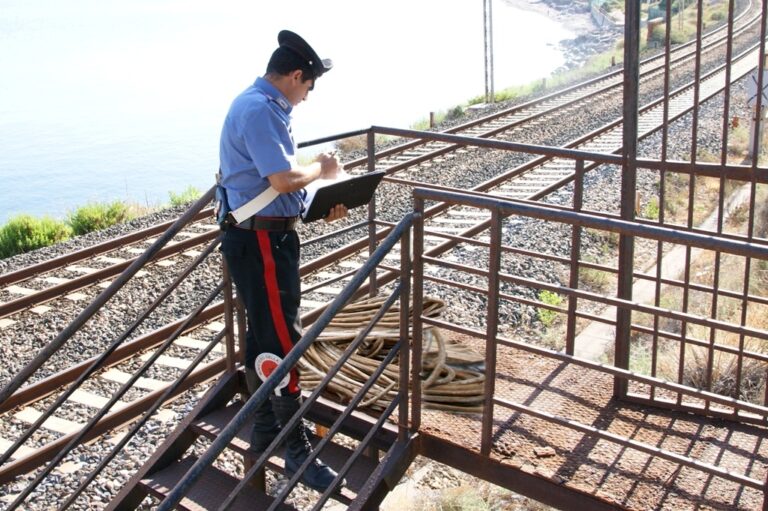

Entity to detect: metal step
[190,402,379,502]
[140,455,294,511]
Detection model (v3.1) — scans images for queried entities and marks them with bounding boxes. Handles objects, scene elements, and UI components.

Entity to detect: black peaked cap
[277,30,333,78]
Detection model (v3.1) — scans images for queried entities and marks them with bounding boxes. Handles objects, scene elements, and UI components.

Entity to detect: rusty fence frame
[409,180,768,491]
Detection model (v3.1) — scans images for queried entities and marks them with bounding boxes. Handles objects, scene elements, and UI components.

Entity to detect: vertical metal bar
[675,0,704,405]
[480,209,502,457]
[740,2,768,409]
[367,128,378,297]
[222,260,236,373]
[566,159,585,355]
[750,6,768,163]
[399,219,412,442]
[708,0,737,415]
[674,0,706,407]
[650,0,675,401]
[615,0,641,397]
[412,199,425,431]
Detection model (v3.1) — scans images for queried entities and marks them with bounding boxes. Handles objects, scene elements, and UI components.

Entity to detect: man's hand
[324,203,348,222]
[316,151,342,180]
[268,151,343,193]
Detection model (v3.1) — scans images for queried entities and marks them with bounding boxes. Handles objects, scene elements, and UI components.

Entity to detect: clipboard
[302,171,385,223]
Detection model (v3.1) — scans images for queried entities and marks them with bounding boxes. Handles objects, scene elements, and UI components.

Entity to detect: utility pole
[483,0,494,104]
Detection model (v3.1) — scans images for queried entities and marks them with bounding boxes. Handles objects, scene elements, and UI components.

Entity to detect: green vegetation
[0,215,71,258]
[411,105,467,131]
[537,290,564,327]
[0,187,199,259]
[468,77,550,107]
[579,263,613,292]
[67,200,134,236]
[332,133,393,154]
[642,196,660,220]
[168,185,202,207]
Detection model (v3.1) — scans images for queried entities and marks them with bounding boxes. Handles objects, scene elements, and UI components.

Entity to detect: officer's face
[286,70,315,106]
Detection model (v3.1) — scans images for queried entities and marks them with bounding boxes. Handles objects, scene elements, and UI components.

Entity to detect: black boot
[270,393,344,492]
[245,368,281,453]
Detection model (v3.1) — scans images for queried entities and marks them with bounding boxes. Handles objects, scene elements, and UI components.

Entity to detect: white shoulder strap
[229,186,280,223]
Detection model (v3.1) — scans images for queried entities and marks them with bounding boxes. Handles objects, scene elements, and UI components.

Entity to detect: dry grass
[638,189,768,402]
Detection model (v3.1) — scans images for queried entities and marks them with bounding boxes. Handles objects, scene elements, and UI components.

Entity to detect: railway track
[0,5,764,505]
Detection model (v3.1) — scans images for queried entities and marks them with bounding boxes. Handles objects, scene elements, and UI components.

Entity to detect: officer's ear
[289,69,304,84]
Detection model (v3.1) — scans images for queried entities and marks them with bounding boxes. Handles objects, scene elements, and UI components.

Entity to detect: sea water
[0,0,574,223]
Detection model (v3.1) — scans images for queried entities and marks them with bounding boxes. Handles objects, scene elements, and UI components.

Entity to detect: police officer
[218,29,347,491]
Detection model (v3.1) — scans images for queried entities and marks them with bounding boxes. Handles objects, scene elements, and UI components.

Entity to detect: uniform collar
[255,76,292,114]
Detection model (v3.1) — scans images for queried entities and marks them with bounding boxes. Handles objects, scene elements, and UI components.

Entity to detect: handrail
[413,187,768,260]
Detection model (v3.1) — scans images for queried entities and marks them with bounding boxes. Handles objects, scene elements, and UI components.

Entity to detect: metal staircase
[103,213,419,510]
[108,370,415,510]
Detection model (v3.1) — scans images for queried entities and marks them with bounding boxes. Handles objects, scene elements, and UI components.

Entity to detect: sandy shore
[500,0,598,36]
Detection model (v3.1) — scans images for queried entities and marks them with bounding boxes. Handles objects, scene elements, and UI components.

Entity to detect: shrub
[67,201,132,235]
[334,135,368,154]
[0,214,71,258]
[643,197,660,220]
[537,290,563,327]
[579,266,612,292]
[168,185,202,207]
[444,105,465,122]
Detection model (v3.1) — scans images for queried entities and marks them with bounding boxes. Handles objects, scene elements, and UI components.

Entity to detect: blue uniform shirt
[219,77,305,217]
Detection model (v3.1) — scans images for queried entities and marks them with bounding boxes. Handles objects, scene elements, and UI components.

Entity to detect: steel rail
[0,303,223,414]
[58,329,229,510]
[2,279,226,507]
[0,239,222,467]
[0,227,219,319]
[0,209,212,288]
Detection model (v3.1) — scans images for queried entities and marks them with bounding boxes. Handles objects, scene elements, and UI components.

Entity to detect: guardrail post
[615,0,641,397]
[412,200,425,432]
[566,159,585,355]
[399,217,412,442]
[480,208,503,457]
[367,128,379,297]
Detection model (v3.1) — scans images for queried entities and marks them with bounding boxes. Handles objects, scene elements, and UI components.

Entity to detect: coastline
[500,0,598,36]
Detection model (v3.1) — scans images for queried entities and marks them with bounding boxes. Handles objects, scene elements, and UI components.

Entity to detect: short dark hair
[266,46,315,82]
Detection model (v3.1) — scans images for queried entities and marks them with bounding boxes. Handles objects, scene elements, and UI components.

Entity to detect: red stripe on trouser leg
[256,230,300,394]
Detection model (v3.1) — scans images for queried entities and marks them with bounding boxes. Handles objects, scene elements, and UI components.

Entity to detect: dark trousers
[221,226,302,395]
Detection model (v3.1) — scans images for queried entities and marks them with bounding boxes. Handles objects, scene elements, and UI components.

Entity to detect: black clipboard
[301,171,385,223]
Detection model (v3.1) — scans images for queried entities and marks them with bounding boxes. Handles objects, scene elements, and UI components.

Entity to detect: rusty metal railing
[411,183,768,492]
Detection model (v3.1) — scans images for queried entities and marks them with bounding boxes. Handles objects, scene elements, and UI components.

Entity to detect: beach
[501,0,599,36]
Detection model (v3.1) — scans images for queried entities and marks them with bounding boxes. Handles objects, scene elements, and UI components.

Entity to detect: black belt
[236,216,298,231]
